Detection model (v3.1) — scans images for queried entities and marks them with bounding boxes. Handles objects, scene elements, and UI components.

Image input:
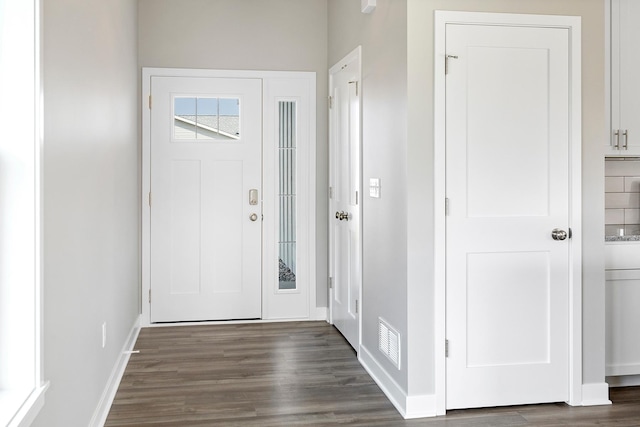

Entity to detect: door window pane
[278,102,296,290]
[174,97,240,141]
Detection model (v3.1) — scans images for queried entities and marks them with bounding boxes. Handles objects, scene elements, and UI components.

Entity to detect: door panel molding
[141,68,318,326]
[434,11,582,414]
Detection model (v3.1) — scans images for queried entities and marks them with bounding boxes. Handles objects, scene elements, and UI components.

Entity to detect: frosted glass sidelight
[278,101,297,290]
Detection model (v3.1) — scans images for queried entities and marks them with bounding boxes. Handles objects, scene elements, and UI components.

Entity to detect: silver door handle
[335,211,349,221]
[249,213,258,221]
[551,228,568,241]
[614,129,620,149]
[623,129,629,150]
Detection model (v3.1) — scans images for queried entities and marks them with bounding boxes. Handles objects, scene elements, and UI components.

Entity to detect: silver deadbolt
[249,189,258,206]
[551,228,568,241]
[249,213,258,222]
[335,211,349,221]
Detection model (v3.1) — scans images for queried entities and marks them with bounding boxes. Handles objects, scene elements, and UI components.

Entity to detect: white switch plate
[369,178,380,198]
[102,322,107,348]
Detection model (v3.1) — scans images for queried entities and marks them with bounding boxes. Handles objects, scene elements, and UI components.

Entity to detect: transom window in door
[278,101,297,290]
[173,97,240,141]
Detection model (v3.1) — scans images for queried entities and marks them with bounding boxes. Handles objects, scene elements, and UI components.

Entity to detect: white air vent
[378,318,400,369]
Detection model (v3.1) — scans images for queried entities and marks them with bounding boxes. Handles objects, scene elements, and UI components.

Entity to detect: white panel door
[445,24,570,409]
[329,49,361,350]
[150,77,262,322]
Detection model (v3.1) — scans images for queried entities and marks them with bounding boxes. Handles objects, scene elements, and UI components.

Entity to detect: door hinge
[148,95,152,109]
[329,186,333,199]
[328,95,333,109]
[148,289,151,303]
[355,299,358,314]
[149,192,152,207]
[445,54,458,75]
[445,198,450,216]
[329,277,333,289]
[348,80,359,96]
[445,339,449,357]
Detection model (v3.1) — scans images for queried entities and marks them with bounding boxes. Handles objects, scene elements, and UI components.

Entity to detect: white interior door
[329,48,361,350]
[150,76,262,322]
[445,24,571,409]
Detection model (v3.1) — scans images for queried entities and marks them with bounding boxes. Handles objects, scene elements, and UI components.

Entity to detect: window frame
[0,0,48,425]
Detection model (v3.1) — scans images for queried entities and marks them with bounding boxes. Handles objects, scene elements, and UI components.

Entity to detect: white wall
[138,0,329,307]
[31,0,140,425]
[328,0,409,390]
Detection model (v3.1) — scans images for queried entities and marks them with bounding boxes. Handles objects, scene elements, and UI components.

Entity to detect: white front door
[150,76,262,322]
[329,48,361,350]
[445,24,571,409]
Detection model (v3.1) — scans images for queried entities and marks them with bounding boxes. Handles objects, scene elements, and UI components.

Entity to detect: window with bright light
[0,0,47,425]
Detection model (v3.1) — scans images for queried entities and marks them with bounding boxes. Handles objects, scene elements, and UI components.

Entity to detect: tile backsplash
[605,158,640,236]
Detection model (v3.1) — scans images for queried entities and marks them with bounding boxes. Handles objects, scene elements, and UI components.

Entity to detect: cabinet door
[609,0,640,155]
[606,269,640,376]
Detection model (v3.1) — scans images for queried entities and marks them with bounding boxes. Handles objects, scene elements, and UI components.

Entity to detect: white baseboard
[607,374,640,387]
[312,306,327,321]
[606,363,640,377]
[89,315,141,427]
[359,345,436,419]
[581,382,612,406]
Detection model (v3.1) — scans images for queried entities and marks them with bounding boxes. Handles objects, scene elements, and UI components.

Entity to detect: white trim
[311,307,328,321]
[141,68,318,327]
[581,383,612,406]
[359,345,436,419]
[607,363,640,377]
[605,0,612,154]
[434,10,582,412]
[7,383,49,427]
[89,315,141,427]
[607,374,640,387]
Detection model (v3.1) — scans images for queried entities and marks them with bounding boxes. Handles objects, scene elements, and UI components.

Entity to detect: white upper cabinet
[609,0,640,155]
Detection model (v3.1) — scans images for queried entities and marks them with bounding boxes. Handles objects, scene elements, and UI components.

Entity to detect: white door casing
[150,76,262,322]
[141,68,319,326]
[329,47,362,350]
[434,12,582,413]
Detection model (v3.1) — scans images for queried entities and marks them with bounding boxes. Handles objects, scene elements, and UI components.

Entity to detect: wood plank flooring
[106,321,640,426]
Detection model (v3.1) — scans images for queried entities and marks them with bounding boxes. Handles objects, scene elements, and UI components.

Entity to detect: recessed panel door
[445,24,570,409]
[150,77,262,322]
[329,50,361,350]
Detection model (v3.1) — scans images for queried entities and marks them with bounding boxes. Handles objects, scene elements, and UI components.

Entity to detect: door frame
[328,46,363,350]
[433,12,582,414]
[141,68,319,326]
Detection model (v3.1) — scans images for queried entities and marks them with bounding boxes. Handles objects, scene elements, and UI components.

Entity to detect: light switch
[369,178,380,198]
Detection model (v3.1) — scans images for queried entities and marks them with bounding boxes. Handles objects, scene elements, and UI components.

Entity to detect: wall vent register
[378,317,401,369]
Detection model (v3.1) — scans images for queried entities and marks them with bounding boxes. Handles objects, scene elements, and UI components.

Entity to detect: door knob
[249,213,258,222]
[551,228,568,241]
[335,211,349,221]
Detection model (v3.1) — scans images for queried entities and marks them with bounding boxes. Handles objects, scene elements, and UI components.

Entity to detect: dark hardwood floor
[105,321,640,426]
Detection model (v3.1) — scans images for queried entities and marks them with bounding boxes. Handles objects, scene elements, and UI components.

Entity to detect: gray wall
[328,0,409,389]
[138,0,330,306]
[330,0,607,398]
[32,0,140,425]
